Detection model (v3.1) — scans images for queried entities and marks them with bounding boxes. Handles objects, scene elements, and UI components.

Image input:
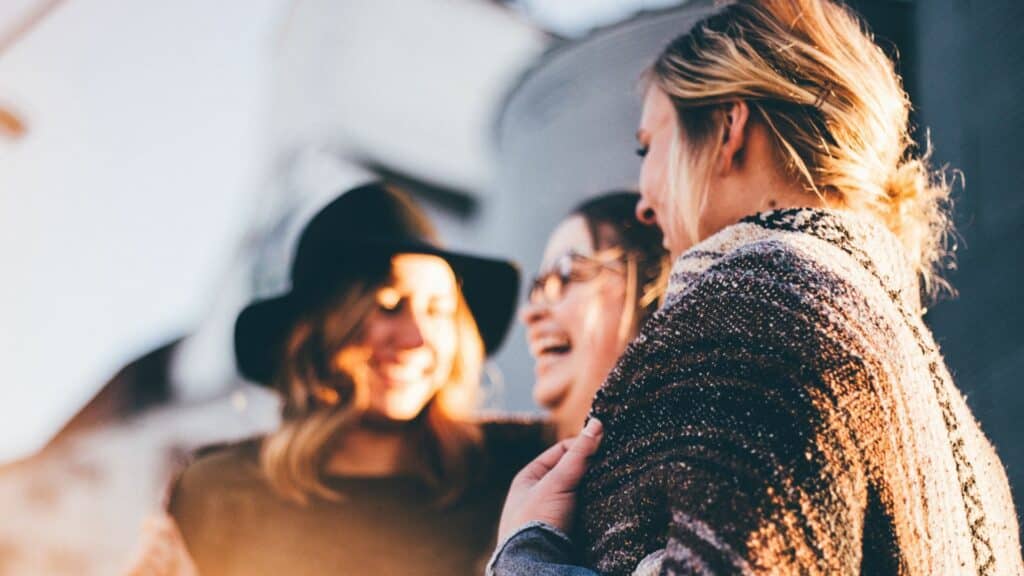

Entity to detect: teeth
[534,335,571,355]
[379,364,427,380]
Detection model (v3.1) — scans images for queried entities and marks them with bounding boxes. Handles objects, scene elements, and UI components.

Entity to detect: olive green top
[169,419,550,576]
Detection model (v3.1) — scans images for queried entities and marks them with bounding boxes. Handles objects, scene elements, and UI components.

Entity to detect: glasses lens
[529,251,625,304]
[528,272,558,303]
[543,272,564,302]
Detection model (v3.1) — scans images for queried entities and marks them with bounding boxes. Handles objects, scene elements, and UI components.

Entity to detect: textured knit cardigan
[577,209,1021,575]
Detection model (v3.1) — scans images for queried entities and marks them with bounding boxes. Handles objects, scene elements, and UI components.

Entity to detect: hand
[124,514,199,576]
[497,418,604,542]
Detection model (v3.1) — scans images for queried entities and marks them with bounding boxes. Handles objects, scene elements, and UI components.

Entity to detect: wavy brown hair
[260,267,485,505]
[648,0,955,302]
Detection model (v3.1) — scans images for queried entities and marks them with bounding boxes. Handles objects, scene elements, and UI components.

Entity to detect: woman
[492,1,1022,574]
[149,183,548,575]
[522,192,667,440]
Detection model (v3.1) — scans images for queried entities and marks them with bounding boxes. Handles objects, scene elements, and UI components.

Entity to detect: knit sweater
[577,209,1021,575]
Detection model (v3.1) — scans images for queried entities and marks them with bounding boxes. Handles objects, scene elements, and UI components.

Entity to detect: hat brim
[234,293,298,384]
[234,241,519,385]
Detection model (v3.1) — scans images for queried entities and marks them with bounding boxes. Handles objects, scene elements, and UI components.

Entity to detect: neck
[324,421,424,478]
[697,121,835,245]
[754,185,830,213]
[699,173,832,246]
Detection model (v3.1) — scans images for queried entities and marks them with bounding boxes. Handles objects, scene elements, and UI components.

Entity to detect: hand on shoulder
[497,418,603,542]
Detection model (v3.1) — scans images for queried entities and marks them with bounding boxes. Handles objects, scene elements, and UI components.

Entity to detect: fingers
[513,418,604,490]
[546,418,603,489]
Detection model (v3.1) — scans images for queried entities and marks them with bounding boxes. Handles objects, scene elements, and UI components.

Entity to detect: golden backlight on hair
[259,273,484,505]
[649,0,954,302]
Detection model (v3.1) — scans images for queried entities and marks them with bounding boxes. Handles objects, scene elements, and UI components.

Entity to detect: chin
[366,396,432,423]
[384,405,428,422]
[533,377,571,411]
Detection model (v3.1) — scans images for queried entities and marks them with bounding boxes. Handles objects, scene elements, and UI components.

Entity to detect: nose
[635,195,657,226]
[393,307,427,350]
[519,297,549,328]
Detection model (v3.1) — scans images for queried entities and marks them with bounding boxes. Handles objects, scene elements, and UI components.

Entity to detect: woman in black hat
[134,183,549,576]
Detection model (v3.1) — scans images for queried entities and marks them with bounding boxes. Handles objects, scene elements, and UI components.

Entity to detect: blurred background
[0,0,1020,572]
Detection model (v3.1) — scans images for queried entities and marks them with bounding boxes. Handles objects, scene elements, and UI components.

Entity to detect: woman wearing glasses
[521,192,667,441]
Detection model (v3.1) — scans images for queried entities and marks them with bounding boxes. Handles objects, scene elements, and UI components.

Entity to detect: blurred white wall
[270,0,546,194]
[518,0,685,37]
[0,0,287,463]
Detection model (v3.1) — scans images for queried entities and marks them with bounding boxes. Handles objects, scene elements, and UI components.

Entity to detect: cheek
[639,158,663,209]
[593,290,627,350]
[427,320,458,367]
[572,287,626,354]
[569,286,628,400]
[549,292,587,343]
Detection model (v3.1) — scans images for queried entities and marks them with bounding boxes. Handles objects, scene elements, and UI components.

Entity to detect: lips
[530,334,572,358]
[372,361,431,388]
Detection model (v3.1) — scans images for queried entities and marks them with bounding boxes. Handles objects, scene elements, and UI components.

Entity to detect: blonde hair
[260,270,485,505]
[648,0,955,300]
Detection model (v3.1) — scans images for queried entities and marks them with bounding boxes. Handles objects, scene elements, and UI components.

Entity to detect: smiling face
[635,86,700,258]
[335,253,460,422]
[521,216,630,439]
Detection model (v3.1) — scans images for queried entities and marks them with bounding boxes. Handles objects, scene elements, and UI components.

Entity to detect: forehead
[541,215,593,268]
[388,253,457,294]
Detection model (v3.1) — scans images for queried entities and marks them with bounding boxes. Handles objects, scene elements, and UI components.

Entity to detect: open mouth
[531,333,573,407]
[534,335,572,358]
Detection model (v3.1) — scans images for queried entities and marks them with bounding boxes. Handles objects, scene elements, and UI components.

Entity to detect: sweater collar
[663,208,921,313]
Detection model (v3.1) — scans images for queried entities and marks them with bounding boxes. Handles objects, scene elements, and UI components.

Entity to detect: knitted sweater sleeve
[581,247,875,574]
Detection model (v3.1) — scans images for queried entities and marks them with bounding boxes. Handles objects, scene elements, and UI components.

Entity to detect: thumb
[546,418,603,490]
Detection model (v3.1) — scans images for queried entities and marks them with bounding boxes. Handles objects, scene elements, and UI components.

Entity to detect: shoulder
[703,235,839,294]
[167,438,276,565]
[168,437,266,522]
[179,437,263,487]
[661,231,861,336]
[604,230,876,400]
[665,210,911,320]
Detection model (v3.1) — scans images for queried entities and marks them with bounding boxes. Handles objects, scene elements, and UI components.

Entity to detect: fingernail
[582,418,603,438]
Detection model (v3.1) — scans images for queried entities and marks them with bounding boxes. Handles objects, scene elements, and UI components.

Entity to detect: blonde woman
[492,1,1022,574]
[154,184,547,575]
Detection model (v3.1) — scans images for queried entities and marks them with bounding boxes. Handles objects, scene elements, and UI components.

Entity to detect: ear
[717,100,750,174]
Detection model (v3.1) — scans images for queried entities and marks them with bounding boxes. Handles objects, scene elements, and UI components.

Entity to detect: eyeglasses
[528,250,625,304]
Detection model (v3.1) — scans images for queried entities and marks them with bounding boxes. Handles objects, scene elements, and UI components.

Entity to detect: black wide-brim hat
[235,183,520,384]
